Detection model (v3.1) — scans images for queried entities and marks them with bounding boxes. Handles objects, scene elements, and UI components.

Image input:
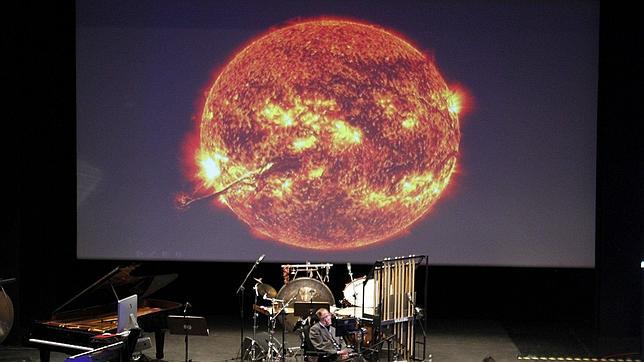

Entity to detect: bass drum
[343,277,375,309]
[276,277,335,331]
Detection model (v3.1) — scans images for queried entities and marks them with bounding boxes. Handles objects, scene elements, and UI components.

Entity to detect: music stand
[293,301,330,318]
[168,315,209,362]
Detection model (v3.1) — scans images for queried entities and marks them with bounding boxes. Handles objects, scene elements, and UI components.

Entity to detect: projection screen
[76,0,598,267]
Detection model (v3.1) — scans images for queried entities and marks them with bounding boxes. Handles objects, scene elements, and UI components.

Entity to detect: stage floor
[0,316,639,362]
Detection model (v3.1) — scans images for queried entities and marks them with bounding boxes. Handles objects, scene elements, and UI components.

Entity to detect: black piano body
[25,265,182,361]
[27,323,141,362]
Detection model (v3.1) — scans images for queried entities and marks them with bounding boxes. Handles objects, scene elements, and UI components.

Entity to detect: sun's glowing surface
[187,19,461,250]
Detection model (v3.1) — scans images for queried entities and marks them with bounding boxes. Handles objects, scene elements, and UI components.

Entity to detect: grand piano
[26,265,183,361]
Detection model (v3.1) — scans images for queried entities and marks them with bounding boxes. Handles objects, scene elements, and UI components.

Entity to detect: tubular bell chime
[373,255,425,360]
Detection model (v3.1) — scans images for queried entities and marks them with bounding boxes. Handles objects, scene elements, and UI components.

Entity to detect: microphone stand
[407,294,426,336]
[406,293,427,360]
[347,263,357,317]
[347,263,363,354]
[236,255,264,360]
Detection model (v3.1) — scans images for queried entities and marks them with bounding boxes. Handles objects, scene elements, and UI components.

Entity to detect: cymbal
[255,282,277,298]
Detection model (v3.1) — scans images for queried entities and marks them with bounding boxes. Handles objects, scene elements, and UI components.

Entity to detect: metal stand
[371,255,427,361]
[236,255,265,360]
[242,284,264,361]
[266,311,282,361]
[167,313,209,362]
[408,294,429,361]
[280,263,333,284]
[269,296,296,362]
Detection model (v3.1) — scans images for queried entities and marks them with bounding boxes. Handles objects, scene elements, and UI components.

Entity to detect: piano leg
[39,348,50,362]
[154,329,166,359]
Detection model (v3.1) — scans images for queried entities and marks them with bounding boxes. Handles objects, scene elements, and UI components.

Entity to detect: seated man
[308,308,353,361]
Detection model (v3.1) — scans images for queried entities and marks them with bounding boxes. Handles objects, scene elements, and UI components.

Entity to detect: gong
[276,277,335,331]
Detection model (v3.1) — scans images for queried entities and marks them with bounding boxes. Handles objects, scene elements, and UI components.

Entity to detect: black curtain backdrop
[2,0,641,346]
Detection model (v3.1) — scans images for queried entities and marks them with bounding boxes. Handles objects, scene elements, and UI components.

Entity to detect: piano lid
[53,264,177,316]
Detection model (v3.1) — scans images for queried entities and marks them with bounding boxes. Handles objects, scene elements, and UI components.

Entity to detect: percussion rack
[280,263,333,283]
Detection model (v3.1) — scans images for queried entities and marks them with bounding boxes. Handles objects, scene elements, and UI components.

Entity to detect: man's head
[316,308,332,326]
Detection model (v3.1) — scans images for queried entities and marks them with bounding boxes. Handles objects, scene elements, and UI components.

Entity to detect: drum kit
[244,263,376,361]
[246,278,287,361]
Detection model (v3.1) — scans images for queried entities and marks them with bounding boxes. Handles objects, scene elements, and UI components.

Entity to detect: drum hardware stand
[264,294,285,361]
[269,296,296,362]
[236,254,266,360]
[263,295,283,304]
[265,309,283,361]
[261,295,286,361]
[242,283,265,361]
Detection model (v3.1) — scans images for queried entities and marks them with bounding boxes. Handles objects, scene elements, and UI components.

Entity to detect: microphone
[256,254,266,265]
[406,293,414,306]
[183,301,192,314]
[406,293,424,318]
